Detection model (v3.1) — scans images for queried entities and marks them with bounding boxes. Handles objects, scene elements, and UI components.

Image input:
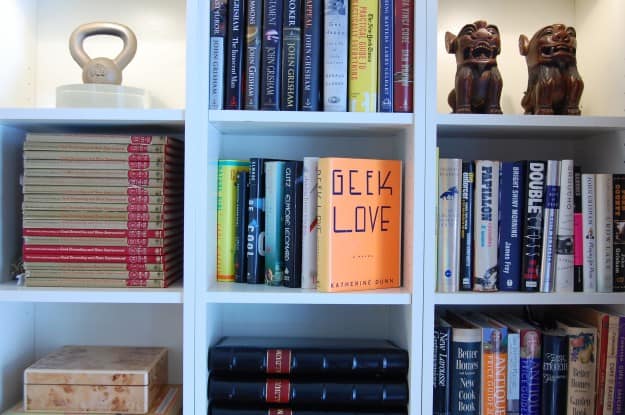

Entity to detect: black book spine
[280,0,302,110]
[260,0,283,110]
[450,332,480,415]
[208,378,409,407]
[209,0,228,109]
[244,0,263,109]
[459,161,474,291]
[235,171,249,282]
[540,333,568,415]
[246,158,267,284]
[282,161,303,287]
[573,165,583,291]
[613,174,625,291]
[209,406,409,415]
[433,325,451,415]
[520,161,546,292]
[300,0,322,110]
[224,0,246,109]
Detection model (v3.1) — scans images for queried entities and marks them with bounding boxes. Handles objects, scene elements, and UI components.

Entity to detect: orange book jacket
[316,158,402,292]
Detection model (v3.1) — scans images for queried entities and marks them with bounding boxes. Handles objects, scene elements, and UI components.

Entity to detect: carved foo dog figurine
[446,20,503,114]
[519,24,584,115]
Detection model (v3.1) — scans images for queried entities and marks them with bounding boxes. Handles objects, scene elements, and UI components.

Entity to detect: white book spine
[582,173,597,292]
[507,332,520,413]
[323,0,348,111]
[473,160,500,291]
[437,158,462,292]
[301,157,319,289]
[209,37,225,110]
[555,159,575,292]
[540,160,560,293]
[595,173,613,292]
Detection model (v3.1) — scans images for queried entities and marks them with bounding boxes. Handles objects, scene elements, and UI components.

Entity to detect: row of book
[217,157,403,292]
[434,307,625,415]
[208,336,409,413]
[437,158,625,293]
[209,0,414,112]
[21,134,184,288]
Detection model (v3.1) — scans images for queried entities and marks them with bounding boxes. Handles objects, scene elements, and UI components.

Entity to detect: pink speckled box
[24,346,168,414]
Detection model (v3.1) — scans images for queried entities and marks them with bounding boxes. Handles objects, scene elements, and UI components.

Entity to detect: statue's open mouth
[541,44,575,57]
[464,43,496,60]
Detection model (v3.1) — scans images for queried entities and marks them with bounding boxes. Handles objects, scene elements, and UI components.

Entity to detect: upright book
[539,160,560,293]
[282,160,303,288]
[264,161,286,286]
[323,0,349,111]
[209,0,228,109]
[573,166,584,291]
[459,161,475,291]
[348,0,378,111]
[541,329,568,415]
[244,0,263,109]
[224,0,246,109]
[613,174,625,291]
[434,318,452,415]
[260,0,283,110]
[392,0,413,112]
[377,0,393,112]
[555,159,575,292]
[582,173,596,292]
[473,160,500,291]
[235,170,249,282]
[209,407,408,415]
[246,158,274,284]
[280,0,302,110]
[300,157,319,289]
[595,173,613,292]
[437,158,462,292]
[520,161,546,292]
[316,157,402,292]
[300,0,322,110]
[498,161,525,291]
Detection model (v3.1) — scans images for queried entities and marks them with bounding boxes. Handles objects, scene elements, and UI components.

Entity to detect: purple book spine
[614,316,625,414]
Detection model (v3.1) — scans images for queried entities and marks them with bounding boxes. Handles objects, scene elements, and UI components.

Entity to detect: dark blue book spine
[260,0,283,110]
[246,158,268,284]
[614,316,625,414]
[235,171,249,282]
[450,335,480,415]
[244,0,263,109]
[521,161,546,292]
[434,325,451,415]
[283,161,304,287]
[540,333,568,415]
[377,0,393,112]
[519,332,541,415]
[280,0,302,110]
[224,0,245,109]
[460,161,474,291]
[499,161,525,291]
[300,0,322,110]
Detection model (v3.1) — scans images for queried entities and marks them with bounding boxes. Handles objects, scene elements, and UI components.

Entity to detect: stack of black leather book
[208,337,410,415]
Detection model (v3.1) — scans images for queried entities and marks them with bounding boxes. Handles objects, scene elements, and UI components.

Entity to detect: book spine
[450,330,481,415]
[582,173,597,292]
[614,317,625,415]
[565,326,597,415]
[300,0,322,110]
[594,315,610,415]
[209,0,228,109]
[613,174,625,291]
[473,160,500,291]
[574,166,584,291]
[540,160,560,293]
[519,329,541,415]
[282,161,303,287]
[392,0,413,112]
[437,158,462,292]
[603,316,619,415]
[507,332,520,415]
[209,408,409,415]
[246,158,267,284]
[22,245,178,256]
[300,157,319,288]
[521,161,546,292]
[316,158,331,290]
[460,161,475,291]
[260,0,283,110]
[23,254,171,264]
[498,161,525,291]
[481,327,507,415]
[541,333,568,415]
[217,160,250,282]
[556,160,575,292]
[596,174,613,292]
[264,161,285,285]
[348,0,378,112]
[235,171,249,282]
[244,0,263,109]
[377,0,393,112]
[22,228,169,238]
[434,325,452,415]
[323,0,349,111]
[224,0,246,109]
[280,0,302,110]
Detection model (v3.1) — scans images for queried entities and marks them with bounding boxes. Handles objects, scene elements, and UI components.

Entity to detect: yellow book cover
[217,160,250,281]
[316,157,402,292]
[348,0,378,112]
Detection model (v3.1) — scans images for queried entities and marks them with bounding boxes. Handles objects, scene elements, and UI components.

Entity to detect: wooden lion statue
[519,24,584,115]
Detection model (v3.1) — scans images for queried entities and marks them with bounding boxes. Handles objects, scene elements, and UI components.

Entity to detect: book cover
[280,0,302,110]
[260,0,283,110]
[595,174,613,292]
[301,157,319,289]
[582,173,596,292]
[555,159,575,292]
[437,158,462,292]
[217,160,250,282]
[613,174,625,291]
[540,160,560,293]
[224,0,246,109]
[300,0,322,110]
[348,0,378,112]
[541,330,568,415]
[377,0,393,112]
[498,161,525,291]
[265,161,286,286]
[246,158,274,284]
[520,161,546,292]
[235,170,249,283]
[323,0,349,111]
[209,0,228,109]
[574,165,584,291]
[459,161,475,291]
[282,160,303,288]
[392,0,413,112]
[434,319,452,415]
[208,336,409,376]
[447,319,481,415]
[473,160,500,292]
[244,0,263,109]
[316,157,402,292]
[209,407,408,415]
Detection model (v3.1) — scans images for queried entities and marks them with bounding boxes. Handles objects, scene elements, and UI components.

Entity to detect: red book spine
[22,228,167,238]
[130,135,155,144]
[595,315,610,415]
[23,254,168,263]
[23,245,170,256]
[393,0,413,112]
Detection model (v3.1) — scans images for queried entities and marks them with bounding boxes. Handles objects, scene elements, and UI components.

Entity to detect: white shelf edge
[0,108,185,127]
[436,113,625,130]
[209,110,414,125]
[433,291,625,306]
[0,279,183,304]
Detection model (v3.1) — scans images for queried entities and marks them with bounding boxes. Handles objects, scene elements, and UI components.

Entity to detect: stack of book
[208,337,410,414]
[21,134,184,288]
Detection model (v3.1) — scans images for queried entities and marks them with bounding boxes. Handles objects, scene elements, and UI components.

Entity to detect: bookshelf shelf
[433,292,625,306]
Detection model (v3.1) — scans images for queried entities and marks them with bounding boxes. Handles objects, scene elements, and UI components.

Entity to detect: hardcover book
[224,0,246,109]
[264,161,286,286]
[260,0,283,110]
[434,319,452,415]
[209,0,228,109]
[574,166,583,291]
[282,160,303,288]
[498,161,525,291]
[300,157,319,288]
[25,134,179,145]
[300,0,322,110]
[613,174,625,291]
[521,161,546,292]
[246,158,274,284]
[595,173,613,292]
[280,0,302,110]
[316,157,402,292]
[437,158,462,292]
[209,407,408,415]
[541,329,568,415]
[323,0,349,111]
[582,173,596,292]
[235,170,250,283]
[459,161,475,291]
[377,0,393,112]
[473,160,500,292]
[540,160,560,293]
[348,0,378,112]
[392,0,413,112]
[244,0,263,109]
[555,159,575,292]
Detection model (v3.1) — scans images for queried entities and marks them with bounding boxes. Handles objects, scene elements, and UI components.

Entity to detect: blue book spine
[434,325,452,415]
[450,332,480,415]
[260,0,283,110]
[540,332,568,415]
[519,330,541,415]
[614,316,625,414]
[282,161,303,287]
[499,161,525,291]
[300,0,322,110]
[377,0,393,112]
[460,161,474,291]
[224,0,246,109]
[246,158,269,284]
[234,171,249,282]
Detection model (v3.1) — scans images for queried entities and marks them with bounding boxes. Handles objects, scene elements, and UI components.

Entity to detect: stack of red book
[21,134,184,288]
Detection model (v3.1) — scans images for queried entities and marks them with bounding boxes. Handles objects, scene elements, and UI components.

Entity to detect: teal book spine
[264,161,286,285]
